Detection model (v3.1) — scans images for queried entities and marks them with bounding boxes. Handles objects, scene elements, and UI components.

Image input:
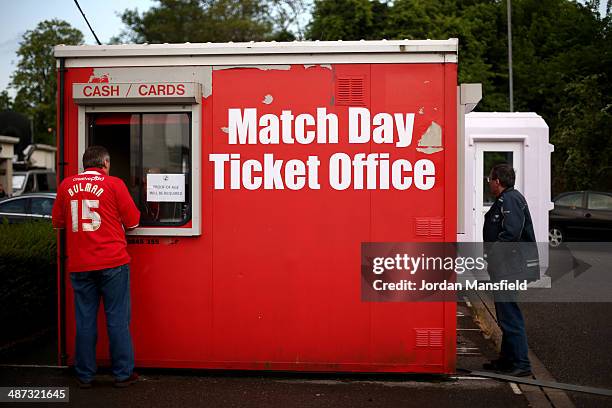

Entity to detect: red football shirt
[52,168,141,272]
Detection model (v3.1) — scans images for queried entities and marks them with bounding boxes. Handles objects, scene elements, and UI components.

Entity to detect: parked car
[11,169,56,197]
[549,190,612,247]
[0,193,56,224]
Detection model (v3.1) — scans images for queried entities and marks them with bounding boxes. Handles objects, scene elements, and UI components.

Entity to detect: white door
[474,142,524,239]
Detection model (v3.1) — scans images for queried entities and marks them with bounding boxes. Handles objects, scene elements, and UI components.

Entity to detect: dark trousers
[494,299,531,371]
[70,264,134,382]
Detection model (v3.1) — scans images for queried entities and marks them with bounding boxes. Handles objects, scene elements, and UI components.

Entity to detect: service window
[87,112,191,227]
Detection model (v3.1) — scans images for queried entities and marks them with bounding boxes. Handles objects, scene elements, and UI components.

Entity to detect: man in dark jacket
[482,163,535,377]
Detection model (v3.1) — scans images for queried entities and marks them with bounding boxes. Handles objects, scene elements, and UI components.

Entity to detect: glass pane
[89,113,141,221]
[588,193,612,210]
[556,193,583,208]
[483,151,513,206]
[88,112,191,226]
[89,113,138,190]
[30,198,54,216]
[141,113,190,224]
[0,198,26,214]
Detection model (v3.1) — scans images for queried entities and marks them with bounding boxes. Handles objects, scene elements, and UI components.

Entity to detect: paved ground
[0,303,531,408]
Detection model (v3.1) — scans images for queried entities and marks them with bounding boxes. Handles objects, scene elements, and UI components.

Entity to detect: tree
[10,19,83,145]
[307,0,386,40]
[0,90,12,111]
[307,0,611,193]
[114,0,308,43]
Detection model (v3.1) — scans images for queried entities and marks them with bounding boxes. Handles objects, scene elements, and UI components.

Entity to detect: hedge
[0,220,57,345]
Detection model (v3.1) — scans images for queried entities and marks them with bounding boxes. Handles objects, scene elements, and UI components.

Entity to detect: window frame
[78,104,202,236]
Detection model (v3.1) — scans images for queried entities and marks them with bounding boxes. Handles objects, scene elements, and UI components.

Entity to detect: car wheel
[549,227,564,248]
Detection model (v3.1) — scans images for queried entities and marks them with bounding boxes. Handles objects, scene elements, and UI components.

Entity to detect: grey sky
[1,0,154,94]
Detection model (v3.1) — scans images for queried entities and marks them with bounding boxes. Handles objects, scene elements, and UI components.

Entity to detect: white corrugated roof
[54,39,458,58]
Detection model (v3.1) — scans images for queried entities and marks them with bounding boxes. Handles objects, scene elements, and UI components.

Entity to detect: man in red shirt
[52,146,140,388]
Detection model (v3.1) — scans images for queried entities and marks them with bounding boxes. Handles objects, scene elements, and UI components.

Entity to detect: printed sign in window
[147,174,186,202]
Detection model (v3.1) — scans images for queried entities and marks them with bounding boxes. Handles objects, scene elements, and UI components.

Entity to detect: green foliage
[0,221,57,344]
[0,90,12,111]
[308,0,380,40]
[307,0,612,194]
[10,19,83,145]
[114,0,309,43]
[555,75,612,191]
[0,220,56,262]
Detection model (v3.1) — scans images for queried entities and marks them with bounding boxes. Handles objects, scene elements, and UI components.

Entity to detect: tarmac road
[520,244,612,407]
[0,366,530,408]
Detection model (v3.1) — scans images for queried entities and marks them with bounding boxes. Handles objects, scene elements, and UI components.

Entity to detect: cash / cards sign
[147,174,186,202]
[72,82,200,104]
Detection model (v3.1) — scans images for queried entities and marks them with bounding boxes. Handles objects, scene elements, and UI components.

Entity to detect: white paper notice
[147,174,185,202]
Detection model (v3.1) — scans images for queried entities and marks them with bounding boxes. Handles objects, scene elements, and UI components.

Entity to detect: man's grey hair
[82,145,110,169]
[490,163,515,188]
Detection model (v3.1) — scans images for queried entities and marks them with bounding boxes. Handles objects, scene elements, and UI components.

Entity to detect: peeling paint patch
[303,64,332,70]
[213,65,291,71]
[416,121,443,154]
[262,94,273,104]
[89,72,110,83]
[418,107,425,115]
[221,127,229,134]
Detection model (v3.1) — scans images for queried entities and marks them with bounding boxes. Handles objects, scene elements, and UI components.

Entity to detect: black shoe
[482,359,512,371]
[496,367,533,377]
[76,378,92,389]
[114,372,139,388]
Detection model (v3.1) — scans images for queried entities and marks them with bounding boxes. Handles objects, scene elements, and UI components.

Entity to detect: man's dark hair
[490,163,515,188]
[82,146,110,169]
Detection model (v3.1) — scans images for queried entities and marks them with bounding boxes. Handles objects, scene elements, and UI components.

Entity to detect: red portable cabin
[54,40,458,373]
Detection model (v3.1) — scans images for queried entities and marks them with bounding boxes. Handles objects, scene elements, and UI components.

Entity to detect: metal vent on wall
[415,218,444,237]
[336,77,365,106]
[415,329,444,348]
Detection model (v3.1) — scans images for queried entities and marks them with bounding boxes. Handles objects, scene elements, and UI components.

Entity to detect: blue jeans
[70,264,134,382]
[494,299,531,371]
